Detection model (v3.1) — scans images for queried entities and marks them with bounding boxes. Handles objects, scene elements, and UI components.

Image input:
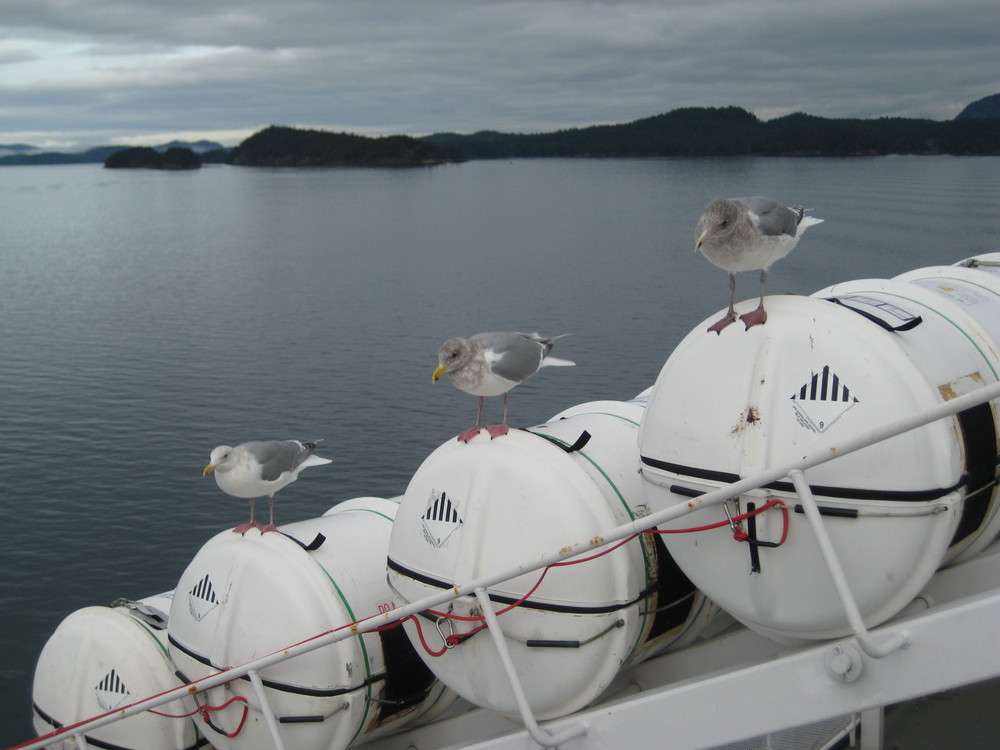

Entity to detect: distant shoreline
[3,101,999,167]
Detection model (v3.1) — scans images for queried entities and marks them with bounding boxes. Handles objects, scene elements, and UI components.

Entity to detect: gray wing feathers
[254,440,314,481]
[741,196,801,237]
[469,331,573,382]
[476,332,545,382]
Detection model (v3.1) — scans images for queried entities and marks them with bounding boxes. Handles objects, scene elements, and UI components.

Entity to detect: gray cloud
[1,0,998,147]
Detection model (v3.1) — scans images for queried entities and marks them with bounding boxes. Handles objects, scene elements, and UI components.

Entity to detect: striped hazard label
[188,574,219,622]
[791,365,859,433]
[94,669,129,711]
[421,490,463,548]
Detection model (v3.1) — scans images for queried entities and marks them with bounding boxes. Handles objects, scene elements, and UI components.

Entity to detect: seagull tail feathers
[300,455,333,468]
[541,356,576,367]
[796,216,824,235]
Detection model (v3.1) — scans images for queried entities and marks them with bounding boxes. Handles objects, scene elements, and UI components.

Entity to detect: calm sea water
[1,156,998,744]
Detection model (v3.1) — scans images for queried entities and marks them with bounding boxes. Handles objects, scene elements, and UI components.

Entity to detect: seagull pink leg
[233,498,258,535]
[458,397,486,442]
[487,392,511,439]
[257,496,277,534]
[739,269,768,329]
[708,273,739,334]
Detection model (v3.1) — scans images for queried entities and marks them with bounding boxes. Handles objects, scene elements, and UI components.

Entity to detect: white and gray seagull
[432,331,575,442]
[203,440,331,534]
[695,196,823,333]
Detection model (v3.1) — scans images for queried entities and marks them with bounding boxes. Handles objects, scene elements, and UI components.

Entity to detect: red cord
[650,498,788,541]
[411,499,789,653]
[406,614,448,657]
[150,695,249,738]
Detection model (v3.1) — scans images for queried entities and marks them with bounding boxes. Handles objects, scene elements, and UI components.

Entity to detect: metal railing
[13,380,1000,750]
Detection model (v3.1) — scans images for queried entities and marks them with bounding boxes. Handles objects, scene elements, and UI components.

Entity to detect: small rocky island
[104,146,201,170]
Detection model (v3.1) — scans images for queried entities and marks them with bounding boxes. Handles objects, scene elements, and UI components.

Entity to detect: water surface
[1,156,998,745]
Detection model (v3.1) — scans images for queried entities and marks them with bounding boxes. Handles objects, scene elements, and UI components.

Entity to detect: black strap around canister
[527,429,592,453]
[277,531,326,551]
[826,296,922,332]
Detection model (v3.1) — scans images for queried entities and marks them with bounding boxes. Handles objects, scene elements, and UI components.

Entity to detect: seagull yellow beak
[432,365,448,383]
[203,463,216,476]
[696,231,707,250]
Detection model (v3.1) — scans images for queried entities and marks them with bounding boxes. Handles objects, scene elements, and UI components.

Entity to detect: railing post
[789,470,910,658]
[473,587,588,747]
[248,669,287,750]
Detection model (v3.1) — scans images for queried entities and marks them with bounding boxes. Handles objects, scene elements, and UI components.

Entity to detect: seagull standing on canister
[203,440,332,534]
[432,331,575,442]
[695,197,823,333]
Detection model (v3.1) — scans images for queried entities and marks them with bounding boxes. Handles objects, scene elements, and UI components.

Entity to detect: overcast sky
[2,0,998,149]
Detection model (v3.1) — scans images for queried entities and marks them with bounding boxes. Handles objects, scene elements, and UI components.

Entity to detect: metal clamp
[434,614,458,649]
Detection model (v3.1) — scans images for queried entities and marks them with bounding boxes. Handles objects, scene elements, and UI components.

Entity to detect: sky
[1,0,998,150]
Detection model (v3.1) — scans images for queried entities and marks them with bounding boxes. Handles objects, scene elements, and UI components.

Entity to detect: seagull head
[432,337,469,382]
[203,445,234,475]
[695,198,739,250]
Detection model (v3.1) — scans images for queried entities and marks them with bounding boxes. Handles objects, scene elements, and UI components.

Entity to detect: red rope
[405,614,449,656]
[409,498,789,654]
[149,695,250,738]
[650,498,789,542]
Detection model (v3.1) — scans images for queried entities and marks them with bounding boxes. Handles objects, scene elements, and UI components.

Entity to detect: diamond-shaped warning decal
[94,669,130,711]
[188,574,219,622]
[421,490,463,548]
[791,365,859,433]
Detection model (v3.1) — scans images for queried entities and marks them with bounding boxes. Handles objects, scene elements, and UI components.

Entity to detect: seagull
[203,440,331,534]
[695,197,823,333]
[432,331,574,442]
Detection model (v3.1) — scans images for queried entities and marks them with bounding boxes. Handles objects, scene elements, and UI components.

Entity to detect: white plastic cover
[32,593,201,750]
[823,268,1000,560]
[638,283,999,642]
[387,401,716,720]
[168,497,454,750]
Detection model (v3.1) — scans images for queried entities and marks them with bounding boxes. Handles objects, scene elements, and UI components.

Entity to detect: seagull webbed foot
[740,307,768,330]
[486,423,509,439]
[707,312,738,334]
[457,426,483,443]
[233,522,259,535]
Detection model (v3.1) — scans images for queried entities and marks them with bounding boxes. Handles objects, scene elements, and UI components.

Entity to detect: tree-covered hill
[229,126,460,166]
[956,94,1000,120]
[105,147,200,169]
[425,105,1000,158]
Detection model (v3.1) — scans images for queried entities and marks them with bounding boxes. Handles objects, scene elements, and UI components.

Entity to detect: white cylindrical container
[639,262,1000,643]
[387,399,716,720]
[168,497,454,750]
[829,258,1000,564]
[32,592,203,750]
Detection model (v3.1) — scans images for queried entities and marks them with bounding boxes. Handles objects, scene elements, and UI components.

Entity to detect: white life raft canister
[167,497,455,750]
[892,253,1000,562]
[387,398,717,721]
[32,592,203,750]
[639,259,1000,643]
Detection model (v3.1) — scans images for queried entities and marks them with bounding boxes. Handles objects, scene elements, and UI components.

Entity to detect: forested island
[105,146,201,170]
[4,93,1000,169]
[425,105,1000,158]
[228,126,460,166]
